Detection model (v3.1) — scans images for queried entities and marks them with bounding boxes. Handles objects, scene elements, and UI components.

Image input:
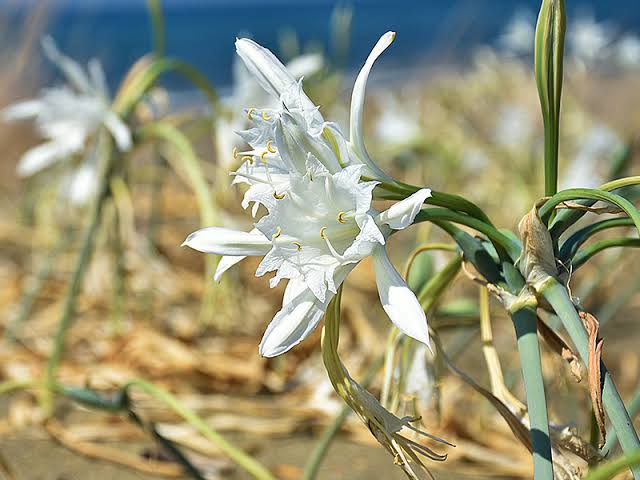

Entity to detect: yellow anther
[247,108,256,120]
[292,241,302,251]
[273,191,285,200]
[337,212,347,224]
[241,155,254,165]
[266,140,276,153]
[260,151,268,163]
[233,146,238,159]
[261,111,273,121]
[272,226,282,239]
[320,227,327,239]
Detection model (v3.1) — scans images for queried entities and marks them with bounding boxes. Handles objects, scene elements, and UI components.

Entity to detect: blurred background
[1,0,640,479]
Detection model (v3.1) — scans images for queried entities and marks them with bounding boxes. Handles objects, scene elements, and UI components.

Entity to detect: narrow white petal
[16,141,74,177]
[259,284,330,357]
[182,227,272,256]
[235,38,297,101]
[88,58,109,98]
[214,255,246,281]
[349,31,396,180]
[67,159,98,205]
[2,100,43,121]
[373,247,430,348]
[103,111,132,151]
[377,188,431,230]
[41,36,91,94]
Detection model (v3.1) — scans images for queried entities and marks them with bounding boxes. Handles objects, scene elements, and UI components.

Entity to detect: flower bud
[518,206,558,287]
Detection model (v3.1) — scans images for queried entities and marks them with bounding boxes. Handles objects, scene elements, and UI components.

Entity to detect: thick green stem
[511,308,554,479]
[603,385,640,454]
[301,354,384,480]
[539,277,640,478]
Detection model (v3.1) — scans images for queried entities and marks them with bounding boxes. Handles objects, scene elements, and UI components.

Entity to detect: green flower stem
[539,188,640,237]
[125,378,277,480]
[301,354,384,480]
[572,238,640,270]
[146,0,165,57]
[559,218,634,262]
[600,176,640,191]
[374,180,493,226]
[114,58,219,117]
[46,153,114,391]
[604,386,640,454]
[538,276,640,478]
[414,208,520,261]
[510,307,554,480]
[550,179,640,239]
[584,449,640,480]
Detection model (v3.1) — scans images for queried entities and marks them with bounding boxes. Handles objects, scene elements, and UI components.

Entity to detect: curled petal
[259,280,331,357]
[182,227,272,256]
[285,53,324,79]
[377,188,431,230]
[214,255,246,282]
[372,247,430,348]
[349,32,396,180]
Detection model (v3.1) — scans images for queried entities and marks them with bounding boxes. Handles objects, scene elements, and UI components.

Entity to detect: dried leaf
[537,316,583,382]
[580,311,606,447]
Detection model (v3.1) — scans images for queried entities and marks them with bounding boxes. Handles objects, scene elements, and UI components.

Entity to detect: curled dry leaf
[579,311,606,447]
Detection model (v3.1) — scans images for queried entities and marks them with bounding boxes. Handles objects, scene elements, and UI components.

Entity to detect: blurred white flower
[567,15,614,67]
[499,11,535,56]
[494,105,534,148]
[561,125,622,190]
[615,34,640,68]
[3,37,131,180]
[373,92,422,147]
[184,157,431,357]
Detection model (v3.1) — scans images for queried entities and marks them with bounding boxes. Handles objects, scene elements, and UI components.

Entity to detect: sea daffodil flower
[229,32,397,216]
[3,37,131,185]
[184,155,431,357]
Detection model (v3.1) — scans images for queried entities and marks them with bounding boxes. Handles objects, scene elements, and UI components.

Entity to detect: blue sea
[3,0,640,93]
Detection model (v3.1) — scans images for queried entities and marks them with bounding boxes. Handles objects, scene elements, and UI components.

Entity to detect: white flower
[215,50,323,169]
[499,11,535,56]
[228,31,396,211]
[616,34,640,68]
[3,36,131,179]
[184,156,431,357]
[567,15,613,67]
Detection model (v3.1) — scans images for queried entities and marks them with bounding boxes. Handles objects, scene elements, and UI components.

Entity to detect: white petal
[259,281,330,357]
[235,38,298,101]
[67,159,98,205]
[182,227,272,256]
[372,247,430,348]
[16,141,75,176]
[103,111,132,151]
[214,255,246,281]
[349,32,396,180]
[376,188,431,230]
[2,100,43,121]
[41,36,91,94]
[285,53,324,79]
[88,58,109,98]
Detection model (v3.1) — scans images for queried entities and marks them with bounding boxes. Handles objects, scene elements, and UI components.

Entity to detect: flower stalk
[538,276,640,478]
[535,0,566,197]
